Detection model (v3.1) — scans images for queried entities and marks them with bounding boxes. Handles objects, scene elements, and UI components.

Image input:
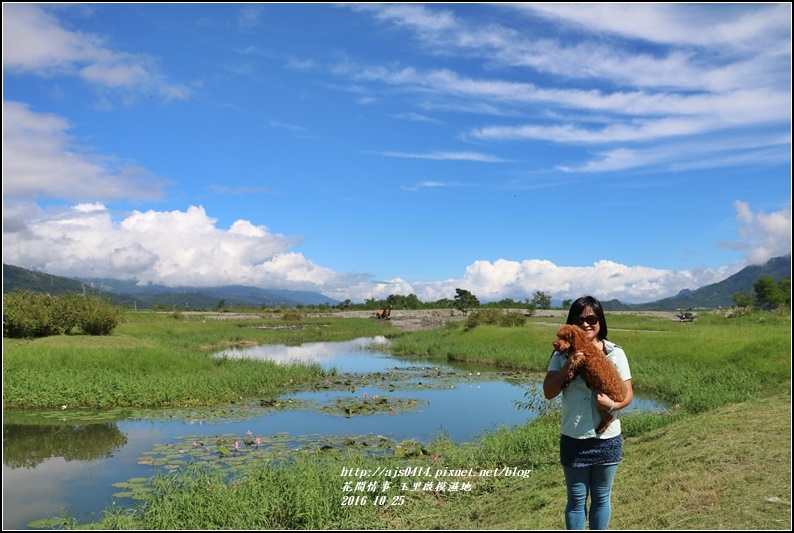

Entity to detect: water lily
[234,442,240,450]
[247,430,252,436]
[61,405,67,410]
[389,406,394,411]
[193,441,199,448]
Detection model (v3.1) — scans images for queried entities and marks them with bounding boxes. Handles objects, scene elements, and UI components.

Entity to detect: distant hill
[70,279,339,308]
[2,265,338,309]
[601,255,791,311]
[2,264,146,307]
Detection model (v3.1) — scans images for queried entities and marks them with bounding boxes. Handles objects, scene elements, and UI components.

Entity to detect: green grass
[3,312,396,409]
[392,311,791,413]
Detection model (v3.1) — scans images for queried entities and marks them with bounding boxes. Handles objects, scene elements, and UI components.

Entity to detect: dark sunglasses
[573,315,599,326]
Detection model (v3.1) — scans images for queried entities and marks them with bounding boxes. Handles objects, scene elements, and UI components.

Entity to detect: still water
[3,337,664,529]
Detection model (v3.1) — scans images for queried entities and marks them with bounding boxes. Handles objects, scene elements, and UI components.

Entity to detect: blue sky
[2,3,791,304]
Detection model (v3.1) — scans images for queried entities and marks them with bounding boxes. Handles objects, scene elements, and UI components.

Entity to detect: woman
[543,296,633,530]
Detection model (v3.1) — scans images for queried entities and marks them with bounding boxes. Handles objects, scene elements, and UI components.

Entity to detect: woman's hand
[596,381,634,412]
[595,392,614,412]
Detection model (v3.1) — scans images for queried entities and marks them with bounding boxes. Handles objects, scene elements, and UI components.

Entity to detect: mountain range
[2,255,790,310]
[2,264,338,309]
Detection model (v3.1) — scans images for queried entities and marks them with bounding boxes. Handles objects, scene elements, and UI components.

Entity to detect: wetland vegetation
[3,309,790,529]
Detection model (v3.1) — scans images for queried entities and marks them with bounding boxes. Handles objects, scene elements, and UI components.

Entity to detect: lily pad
[27,517,68,529]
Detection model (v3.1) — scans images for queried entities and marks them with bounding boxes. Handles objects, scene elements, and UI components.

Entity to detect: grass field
[3,309,791,529]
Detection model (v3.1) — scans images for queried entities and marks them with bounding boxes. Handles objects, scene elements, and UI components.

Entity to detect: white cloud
[2,101,168,202]
[237,5,264,32]
[334,258,738,305]
[372,150,508,162]
[2,4,190,102]
[512,3,791,51]
[719,201,792,265]
[5,197,775,304]
[354,3,790,92]
[342,3,790,176]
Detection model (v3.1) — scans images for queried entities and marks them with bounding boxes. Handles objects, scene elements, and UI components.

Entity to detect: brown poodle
[553,324,627,433]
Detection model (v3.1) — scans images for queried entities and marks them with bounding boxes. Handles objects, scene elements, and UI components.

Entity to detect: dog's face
[553,324,585,353]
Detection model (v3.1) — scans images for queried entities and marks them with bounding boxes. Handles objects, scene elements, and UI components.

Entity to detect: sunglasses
[573,315,599,326]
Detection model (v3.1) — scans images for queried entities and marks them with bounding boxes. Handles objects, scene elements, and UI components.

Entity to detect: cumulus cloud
[719,201,792,265]
[327,259,738,305]
[4,197,781,304]
[1,203,371,291]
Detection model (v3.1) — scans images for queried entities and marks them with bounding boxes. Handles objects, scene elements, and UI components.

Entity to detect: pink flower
[192,441,198,448]
[373,395,379,399]
[234,442,240,450]
[247,430,252,436]
[389,406,394,411]
[255,437,261,445]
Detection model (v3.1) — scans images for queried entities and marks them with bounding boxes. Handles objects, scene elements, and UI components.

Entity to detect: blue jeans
[562,464,618,530]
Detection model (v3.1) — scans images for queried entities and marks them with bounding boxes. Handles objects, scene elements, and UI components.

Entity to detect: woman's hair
[566,296,608,340]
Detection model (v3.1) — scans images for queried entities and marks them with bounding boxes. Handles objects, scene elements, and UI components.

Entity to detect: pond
[2,337,665,529]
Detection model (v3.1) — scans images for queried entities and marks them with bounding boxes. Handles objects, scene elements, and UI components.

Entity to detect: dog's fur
[553,324,627,433]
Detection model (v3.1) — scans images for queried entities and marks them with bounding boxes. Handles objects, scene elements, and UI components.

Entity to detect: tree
[732,291,754,309]
[404,294,421,309]
[453,288,480,316]
[531,290,552,310]
[753,276,789,309]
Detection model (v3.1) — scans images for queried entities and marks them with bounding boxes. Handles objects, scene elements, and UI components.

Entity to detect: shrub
[3,290,62,338]
[465,309,526,330]
[282,310,303,321]
[3,290,124,338]
[78,297,125,335]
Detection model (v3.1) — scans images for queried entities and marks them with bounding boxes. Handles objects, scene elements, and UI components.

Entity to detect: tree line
[316,289,554,316]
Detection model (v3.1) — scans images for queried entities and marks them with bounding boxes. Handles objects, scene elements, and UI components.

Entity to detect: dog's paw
[568,351,585,366]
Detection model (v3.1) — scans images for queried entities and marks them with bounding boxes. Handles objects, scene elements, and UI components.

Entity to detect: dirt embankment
[183,309,683,332]
[313,309,684,332]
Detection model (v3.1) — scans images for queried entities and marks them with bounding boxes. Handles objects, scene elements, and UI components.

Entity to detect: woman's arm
[543,354,577,400]
[596,380,634,412]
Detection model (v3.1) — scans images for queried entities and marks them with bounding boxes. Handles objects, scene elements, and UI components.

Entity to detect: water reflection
[3,423,127,468]
[216,336,397,372]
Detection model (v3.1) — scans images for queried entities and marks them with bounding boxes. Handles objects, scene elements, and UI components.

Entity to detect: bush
[282,310,303,321]
[3,290,124,338]
[465,309,526,330]
[2,291,62,338]
[78,296,125,335]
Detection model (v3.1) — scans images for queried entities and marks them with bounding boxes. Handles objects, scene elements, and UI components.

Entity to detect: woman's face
[575,306,601,343]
